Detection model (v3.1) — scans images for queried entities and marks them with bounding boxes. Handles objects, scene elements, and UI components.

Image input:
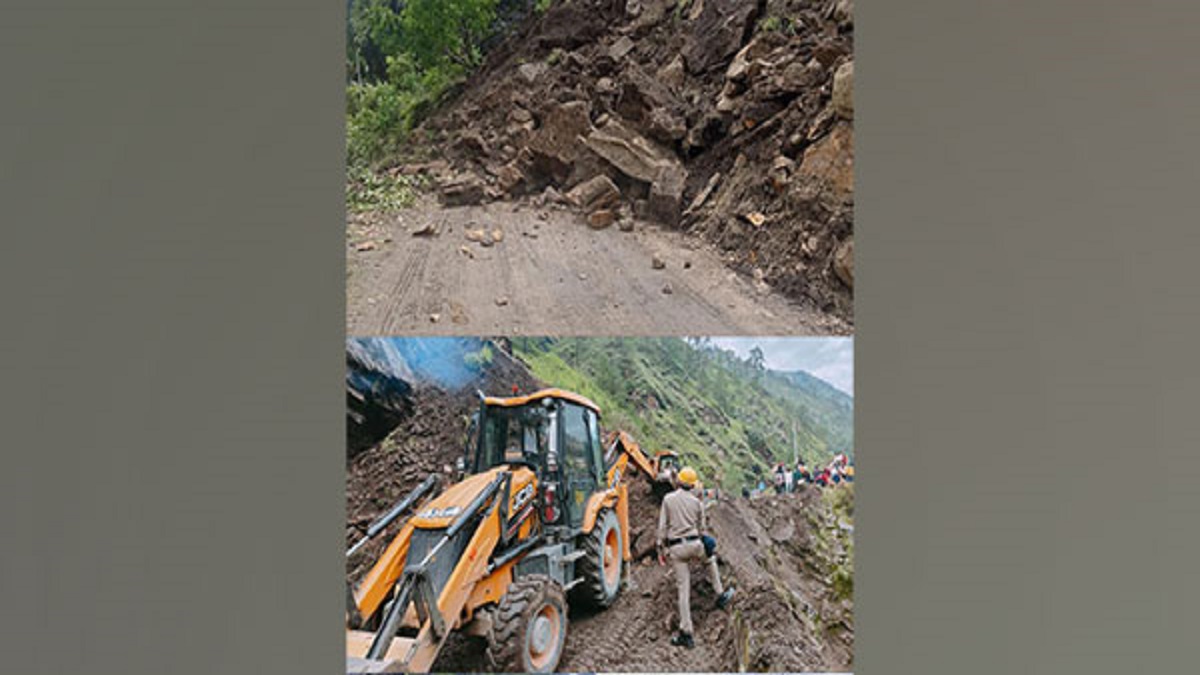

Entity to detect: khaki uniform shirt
[657,487,706,548]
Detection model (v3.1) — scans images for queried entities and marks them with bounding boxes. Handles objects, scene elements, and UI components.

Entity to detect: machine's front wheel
[485,574,568,673]
[573,508,623,608]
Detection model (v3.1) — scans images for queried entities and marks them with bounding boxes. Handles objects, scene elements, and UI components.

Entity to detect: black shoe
[716,587,735,609]
[671,632,695,649]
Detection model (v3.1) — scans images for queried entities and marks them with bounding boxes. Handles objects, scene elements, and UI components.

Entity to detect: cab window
[560,403,594,481]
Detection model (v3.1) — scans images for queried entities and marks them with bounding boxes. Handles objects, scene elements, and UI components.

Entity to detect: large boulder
[834,237,854,290]
[832,60,854,120]
[648,165,686,226]
[526,100,595,185]
[492,161,526,196]
[536,1,615,50]
[582,117,679,184]
[798,122,854,200]
[615,64,688,144]
[828,0,855,27]
[438,174,486,207]
[683,0,762,74]
[582,118,687,225]
[566,174,621,211]
[724,34,773,84]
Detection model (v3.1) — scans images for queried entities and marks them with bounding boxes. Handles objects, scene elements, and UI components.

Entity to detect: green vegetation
[759,15,796,35]
[510,338,853,490]
[346,164,424,212]
[463,343,495,370]
[346,0,500,168]
[822,485,855,600]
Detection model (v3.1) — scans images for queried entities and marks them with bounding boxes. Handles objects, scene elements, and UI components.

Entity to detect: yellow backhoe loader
[345,388,662,674]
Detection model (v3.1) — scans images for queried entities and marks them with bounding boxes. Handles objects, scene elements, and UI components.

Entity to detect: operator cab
[657,452,680,472]
[466,389,606,529]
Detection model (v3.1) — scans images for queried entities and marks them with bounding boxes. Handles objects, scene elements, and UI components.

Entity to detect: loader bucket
[346,631,416,674]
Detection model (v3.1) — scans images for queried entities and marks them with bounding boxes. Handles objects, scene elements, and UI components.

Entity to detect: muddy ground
[346,346,854,671]
[347,196,849,336]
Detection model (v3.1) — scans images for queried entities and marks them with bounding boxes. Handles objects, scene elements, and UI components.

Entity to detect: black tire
[572,508,623,608]
[485,574,568,673]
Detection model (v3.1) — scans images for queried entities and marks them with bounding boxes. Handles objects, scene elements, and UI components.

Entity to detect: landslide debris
[395,0,855,322]
[346,339,854,671]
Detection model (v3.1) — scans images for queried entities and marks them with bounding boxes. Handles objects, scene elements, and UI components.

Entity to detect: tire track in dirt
[347,199,851,336]
[376,238,429,335]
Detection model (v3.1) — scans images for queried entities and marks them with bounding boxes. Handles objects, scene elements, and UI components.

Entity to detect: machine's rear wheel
[573,508,623,608]
[485,574,567,673]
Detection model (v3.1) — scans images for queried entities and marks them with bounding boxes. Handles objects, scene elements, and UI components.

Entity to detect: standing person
[792,463,804,490]
[658,467,735,649]
[783,464,795,493]
[773,463,785,494]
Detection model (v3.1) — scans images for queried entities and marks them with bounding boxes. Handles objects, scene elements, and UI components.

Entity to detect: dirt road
[347,199,850,336]
[421,489,854,673]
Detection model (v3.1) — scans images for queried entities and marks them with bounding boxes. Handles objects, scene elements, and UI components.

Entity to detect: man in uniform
[657,467,736,648]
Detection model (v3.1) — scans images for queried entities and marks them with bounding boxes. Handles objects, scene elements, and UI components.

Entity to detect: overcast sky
[708,337,854,395]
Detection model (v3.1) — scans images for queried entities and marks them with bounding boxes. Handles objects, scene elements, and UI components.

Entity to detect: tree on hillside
[402,0,498,69]
[347,0,407,83]
[748,346,766,374]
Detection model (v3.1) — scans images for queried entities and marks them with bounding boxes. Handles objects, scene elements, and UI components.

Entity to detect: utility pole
[792,421,798,465]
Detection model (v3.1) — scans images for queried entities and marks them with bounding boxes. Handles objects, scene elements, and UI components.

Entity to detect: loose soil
[349,0,855,333]
[346,347,854,671]
[347,197,849,336]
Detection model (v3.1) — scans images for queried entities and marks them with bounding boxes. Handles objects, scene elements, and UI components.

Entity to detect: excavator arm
[604,430,659,486]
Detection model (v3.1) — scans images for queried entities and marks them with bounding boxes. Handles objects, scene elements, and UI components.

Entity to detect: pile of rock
[408,0,855,319]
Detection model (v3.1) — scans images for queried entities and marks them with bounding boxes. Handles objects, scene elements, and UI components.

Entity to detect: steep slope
[557,480,853,672]
[345,337,853,671]
[395,0,855,321]
[513,337,853,488]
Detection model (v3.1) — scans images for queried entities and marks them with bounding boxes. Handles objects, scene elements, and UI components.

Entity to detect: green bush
[345,164,423,213]
[346,82,408,165]
[345,0,497,173]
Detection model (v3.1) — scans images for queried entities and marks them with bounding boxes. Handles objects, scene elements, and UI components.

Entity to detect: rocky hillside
[397,0,855,321]
[345,337,854,671]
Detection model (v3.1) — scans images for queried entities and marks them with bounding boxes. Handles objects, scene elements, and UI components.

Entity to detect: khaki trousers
[669,539,723,635]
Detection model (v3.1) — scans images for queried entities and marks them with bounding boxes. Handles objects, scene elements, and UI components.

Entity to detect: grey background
[2,1,1198,674]
[1,2,346,673]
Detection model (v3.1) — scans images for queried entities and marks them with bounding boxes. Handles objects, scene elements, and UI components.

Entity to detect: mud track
[347,199,850,336]
[422,483,854,673]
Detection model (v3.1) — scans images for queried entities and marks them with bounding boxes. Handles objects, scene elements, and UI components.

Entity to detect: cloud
[707,336,854,394]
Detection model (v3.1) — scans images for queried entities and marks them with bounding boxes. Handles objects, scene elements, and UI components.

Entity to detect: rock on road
[347,200,850,336]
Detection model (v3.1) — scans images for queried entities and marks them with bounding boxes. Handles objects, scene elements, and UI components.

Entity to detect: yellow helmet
[678,467,699,487]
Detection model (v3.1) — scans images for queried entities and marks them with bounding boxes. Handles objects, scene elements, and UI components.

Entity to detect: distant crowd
[743,453,854,498]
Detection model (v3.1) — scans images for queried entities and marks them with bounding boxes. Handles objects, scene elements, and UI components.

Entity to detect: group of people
[746,453,855,497]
